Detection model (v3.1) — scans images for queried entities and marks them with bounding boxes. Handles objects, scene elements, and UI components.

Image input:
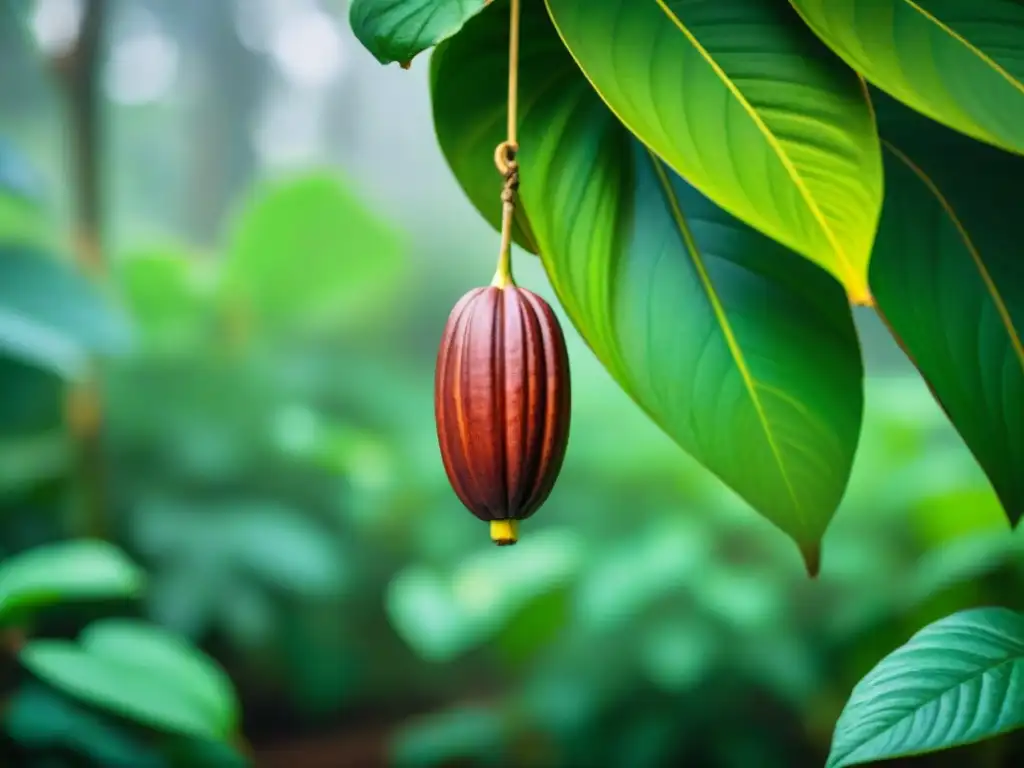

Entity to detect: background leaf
[221,172,406,335]
[0,244,132,377]
[5,683,167,768]
[790,0,1024,157]
[0,137,48,248]
[114,246,215,352]
[20,618,240,741]
[0,135,44,205]
[827,607,1024,767]
[870,91,1024,524]
[349,0,490,66]
[544,0,883,302]
[0,540,145,622]
[432,0,864,571]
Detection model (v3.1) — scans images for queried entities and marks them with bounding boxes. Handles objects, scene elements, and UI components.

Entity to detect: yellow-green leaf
[544,0,883,303]
[431,0,864,571]
[791,0,1024,157]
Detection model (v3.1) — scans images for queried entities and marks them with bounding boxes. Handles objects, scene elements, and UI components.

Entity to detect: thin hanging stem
[491,0,522,289]
[506,0,520,148]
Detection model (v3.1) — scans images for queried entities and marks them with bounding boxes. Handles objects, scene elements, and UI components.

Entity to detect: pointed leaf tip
[801,544,821,578]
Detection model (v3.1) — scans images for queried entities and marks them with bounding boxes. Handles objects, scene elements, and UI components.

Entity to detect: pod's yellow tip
[490,519,519,546]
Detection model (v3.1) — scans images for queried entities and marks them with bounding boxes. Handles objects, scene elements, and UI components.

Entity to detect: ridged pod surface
[434,284,571,545]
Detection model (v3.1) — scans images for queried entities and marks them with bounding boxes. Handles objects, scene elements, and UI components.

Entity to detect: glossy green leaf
[870,92,1024,524]
[0,540,145,621]
[543,0,883,303]
[20,618,240,741]
[221,172,406,335]
[350,0,490,66]
[827,607,1024,767]
[790,0,1024,157]
[0,244,132,377]
[432,0,864,571]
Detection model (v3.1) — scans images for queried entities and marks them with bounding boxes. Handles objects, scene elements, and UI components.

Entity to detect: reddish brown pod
[434,281,571,546]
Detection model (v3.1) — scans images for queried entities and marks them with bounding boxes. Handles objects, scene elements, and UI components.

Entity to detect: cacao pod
[434,283,571,545]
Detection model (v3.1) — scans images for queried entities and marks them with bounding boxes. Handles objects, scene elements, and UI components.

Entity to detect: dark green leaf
[350,0,490,66]
[0,244,132,377]
[827,607,1024,767]
[431,0,864,571]
[163,736,251,768]
[20,618,240,741]
[0,540,145,621]
[0,357,62,435]
[544,0,883,302]
[870,92,1024,524]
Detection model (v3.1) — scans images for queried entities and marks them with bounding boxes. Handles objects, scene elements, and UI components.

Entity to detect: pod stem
[492,191,516,288]
[491,0,522,290]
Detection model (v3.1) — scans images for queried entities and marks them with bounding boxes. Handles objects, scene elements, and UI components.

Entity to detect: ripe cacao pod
[434,283,571,545]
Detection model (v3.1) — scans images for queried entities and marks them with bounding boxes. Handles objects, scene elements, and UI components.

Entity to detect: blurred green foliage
[0,133,245,766]
[0,12,1022,764]
[96,163,1024,766]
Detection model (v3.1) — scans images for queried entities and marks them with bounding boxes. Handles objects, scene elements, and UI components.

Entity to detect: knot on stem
[494,141,520,187]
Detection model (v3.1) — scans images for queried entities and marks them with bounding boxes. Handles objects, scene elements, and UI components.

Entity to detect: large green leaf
[790,0,1024,157]
[0,540,145,622]
[431,0,864,571]
[20,618,240,741]
[349,0,490,66]
[0,244,132,377]
[870,92,1024,524]
[827,607,1024,767]
[543,0,883,303]
[221,172,406,335]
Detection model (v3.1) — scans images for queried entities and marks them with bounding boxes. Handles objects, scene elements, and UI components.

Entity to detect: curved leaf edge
[870,138,1024,527]
[787,0,1024,159]
[350,0,493,68]
[827,607,1024,768]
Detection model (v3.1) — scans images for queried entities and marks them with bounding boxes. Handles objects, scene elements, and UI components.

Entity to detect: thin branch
[52,0,110,540]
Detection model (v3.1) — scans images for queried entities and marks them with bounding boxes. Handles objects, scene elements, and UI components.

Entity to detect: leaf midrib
[646,151,804,527]
[881,140,1024,377]
[653,0,866,299]
[901,0,1024,100]
[830,650,1024,768]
